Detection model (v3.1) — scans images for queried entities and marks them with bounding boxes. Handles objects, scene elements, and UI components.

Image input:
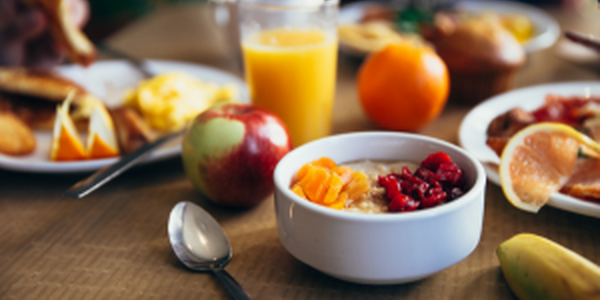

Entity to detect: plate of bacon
[459,81,600,218]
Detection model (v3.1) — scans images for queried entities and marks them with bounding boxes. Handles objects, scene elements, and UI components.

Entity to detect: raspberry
[421,152,453,171]
[435,162,463,186]
[389,194,411,212]
[379,151,467,213]
[421,188,447,208]
[404,199,420,211]
[415,167,442,189]
[379,175,401,200]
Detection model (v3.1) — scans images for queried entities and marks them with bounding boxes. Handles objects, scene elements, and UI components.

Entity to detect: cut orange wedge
[50,93,86,161]
[86,99,119,159]
[499,122,600,213]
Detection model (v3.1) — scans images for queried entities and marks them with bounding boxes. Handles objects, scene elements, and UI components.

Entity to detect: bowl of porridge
[273,132,486,284]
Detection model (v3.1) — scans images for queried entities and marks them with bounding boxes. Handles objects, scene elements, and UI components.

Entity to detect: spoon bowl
[168,201,252,299]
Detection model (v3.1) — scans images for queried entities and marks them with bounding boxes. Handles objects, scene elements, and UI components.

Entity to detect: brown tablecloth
[1,3,600,300]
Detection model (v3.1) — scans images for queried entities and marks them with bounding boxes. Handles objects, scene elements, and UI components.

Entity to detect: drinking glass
[239,0,339,147]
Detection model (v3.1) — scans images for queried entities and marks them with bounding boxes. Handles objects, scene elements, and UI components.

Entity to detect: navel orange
[357,41,449,131]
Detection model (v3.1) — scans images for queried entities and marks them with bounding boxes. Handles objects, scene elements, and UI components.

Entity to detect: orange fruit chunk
[292,157,371,210]
[86,97,120,159]
[87,133,119,159]
[332,165,354,185]
[291,183,306,199]
[323,174,344,204]
[342,171,370,200]
[357,41,449,131]
[298,164,331,203]
[51,126,86,161]
[50,93,86,161]
[499,122,600,212]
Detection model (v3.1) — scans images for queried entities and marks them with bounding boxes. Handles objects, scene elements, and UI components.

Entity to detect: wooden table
[1,3,600,300]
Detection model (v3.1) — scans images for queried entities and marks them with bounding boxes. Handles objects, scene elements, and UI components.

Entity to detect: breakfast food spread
[291,152,467,213]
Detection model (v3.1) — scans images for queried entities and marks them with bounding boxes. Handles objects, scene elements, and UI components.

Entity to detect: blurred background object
[84,0,203,40]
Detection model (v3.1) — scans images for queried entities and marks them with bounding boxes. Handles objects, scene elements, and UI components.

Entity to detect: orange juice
[242,28,337,146]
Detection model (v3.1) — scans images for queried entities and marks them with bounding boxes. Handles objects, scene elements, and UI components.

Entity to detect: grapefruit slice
[86,99,120,159]
[499,122,600,213]
[50,93,86,161]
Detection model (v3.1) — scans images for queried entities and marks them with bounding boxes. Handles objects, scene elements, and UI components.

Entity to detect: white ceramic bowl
[273,132,486,284]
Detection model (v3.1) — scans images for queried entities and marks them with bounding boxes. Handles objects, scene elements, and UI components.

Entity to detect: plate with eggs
[0,60,249,173]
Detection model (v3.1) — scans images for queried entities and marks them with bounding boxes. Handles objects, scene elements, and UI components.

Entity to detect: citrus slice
[86,98,120,159]
[499,122,600,213]
[50,92,86,161]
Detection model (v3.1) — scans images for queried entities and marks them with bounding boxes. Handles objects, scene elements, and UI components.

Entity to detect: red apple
[181,103,292,207]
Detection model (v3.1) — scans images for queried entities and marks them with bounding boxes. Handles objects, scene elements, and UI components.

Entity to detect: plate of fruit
[459,81,600,218]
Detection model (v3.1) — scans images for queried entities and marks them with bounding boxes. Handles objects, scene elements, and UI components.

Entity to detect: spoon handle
[213,269,253,300]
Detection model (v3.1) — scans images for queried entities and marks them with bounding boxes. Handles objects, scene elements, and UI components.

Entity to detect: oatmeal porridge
[290,152,467,213]
[341,160,419,214]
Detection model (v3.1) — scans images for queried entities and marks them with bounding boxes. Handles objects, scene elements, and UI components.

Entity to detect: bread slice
[0,67,87,101]
[0,111,36,156]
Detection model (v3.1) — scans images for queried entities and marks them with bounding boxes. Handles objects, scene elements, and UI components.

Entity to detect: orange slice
[499,122,600,213]
[86,98,119,159]
[50,93,86,161]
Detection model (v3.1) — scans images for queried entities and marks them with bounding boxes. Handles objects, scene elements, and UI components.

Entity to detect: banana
[497,233,600,300]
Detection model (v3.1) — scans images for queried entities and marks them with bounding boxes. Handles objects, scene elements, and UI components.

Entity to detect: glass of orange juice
[239,0,338,147]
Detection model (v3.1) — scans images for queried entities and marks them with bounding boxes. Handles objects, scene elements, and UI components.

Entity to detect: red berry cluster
[378,152,466,212]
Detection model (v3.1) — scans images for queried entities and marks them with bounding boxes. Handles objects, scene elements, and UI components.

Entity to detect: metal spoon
[167,201,253,300]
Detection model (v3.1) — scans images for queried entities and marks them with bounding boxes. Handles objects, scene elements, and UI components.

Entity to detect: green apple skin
[181,103,292,207]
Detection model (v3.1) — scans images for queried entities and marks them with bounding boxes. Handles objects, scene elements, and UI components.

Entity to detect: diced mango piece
[291,157,369,210]
[323,174,344,204]
[329,192,348,210]
[299,165,331,203]
[291,183,307,199]
[297,157,337,181]
[343,171,370,200]
[332,165,354,185]
[311,157,337,170]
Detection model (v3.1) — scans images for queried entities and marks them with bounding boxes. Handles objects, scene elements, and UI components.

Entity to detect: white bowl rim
[274,131,487,222]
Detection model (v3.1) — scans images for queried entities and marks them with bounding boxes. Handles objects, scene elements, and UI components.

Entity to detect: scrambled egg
[500,14,534,43]
[472,12,534,43]
[124,72,237,132]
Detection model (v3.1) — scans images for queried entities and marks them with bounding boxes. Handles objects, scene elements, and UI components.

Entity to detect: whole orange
[357,41,449,131]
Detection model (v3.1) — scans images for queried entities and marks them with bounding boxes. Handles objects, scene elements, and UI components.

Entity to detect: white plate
[339,0,560,55]
[459,81,600,218]
[0,59,249,174]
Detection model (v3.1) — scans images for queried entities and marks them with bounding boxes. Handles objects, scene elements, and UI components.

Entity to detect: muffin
[431,16,525,105]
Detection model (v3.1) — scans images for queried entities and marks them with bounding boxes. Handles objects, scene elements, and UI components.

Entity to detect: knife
[64,129,185,199]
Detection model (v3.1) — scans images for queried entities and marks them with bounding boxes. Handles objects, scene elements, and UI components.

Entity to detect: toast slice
[0,67,87,101]
[0,111,36,156]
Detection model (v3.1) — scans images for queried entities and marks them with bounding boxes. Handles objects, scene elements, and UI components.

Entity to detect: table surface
[2,3,600,300]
